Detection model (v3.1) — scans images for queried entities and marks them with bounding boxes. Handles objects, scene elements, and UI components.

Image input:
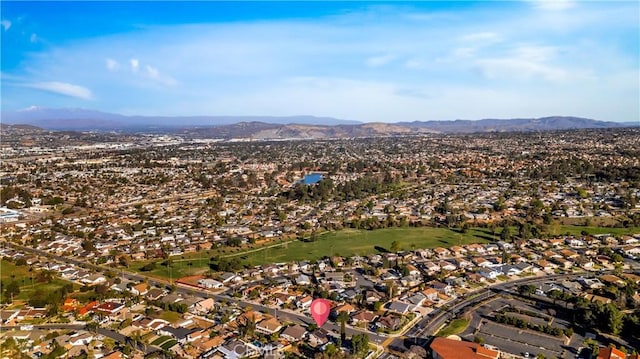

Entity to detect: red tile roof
[430,337,499,359]
[598,347,626,359]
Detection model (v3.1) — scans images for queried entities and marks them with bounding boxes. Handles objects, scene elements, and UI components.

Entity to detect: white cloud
[459,32,502,43]
[30,33,38,43]
[513,45,557,62]
[106,58,119,71]
[476,57,568,81]
[145,65,159,79]
[130,58,139,72]
[1,19,11,31]
[529,0,576,11]
[446,32,503,61]
[404,59,428,70]
[365,54,396,68]
[144,65,176,86]
[474,44,574,82]
[452,47,476,59]
[2,3,637,122]
[25,81,93,100]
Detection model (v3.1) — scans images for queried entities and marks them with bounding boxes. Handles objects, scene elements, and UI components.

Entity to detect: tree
[518,284,537,297]
[81,240,95,252]
[140,262,157,271]
[45,339,67,359]
[351,333,369,357]
[390,240,401,252]
[337,311,349,343]
[324,343,338,357]
[385,280,397,298]
[500,226,512,242]
[373,300,383,312]
[518,223,532,239]
[604,303,624,335]
[15,258,27,266]
[86,322,99,333]
[3,281,20,302]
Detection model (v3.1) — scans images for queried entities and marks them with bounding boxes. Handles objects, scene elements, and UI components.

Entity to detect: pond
[301,173,323,184]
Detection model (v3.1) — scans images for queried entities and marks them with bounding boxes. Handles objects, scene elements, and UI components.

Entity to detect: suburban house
[256,317,282,335]
[308,328,330,347]
[280,324,307,342]
[191,298,215,314]
[350,310,378,326]
[95,302,126,318]
[198,278,223,289]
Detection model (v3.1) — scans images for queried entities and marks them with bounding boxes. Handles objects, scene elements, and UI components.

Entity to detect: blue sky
[1,1,638,123]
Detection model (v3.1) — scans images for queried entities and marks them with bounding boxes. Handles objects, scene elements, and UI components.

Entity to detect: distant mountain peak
[1,107,635,136]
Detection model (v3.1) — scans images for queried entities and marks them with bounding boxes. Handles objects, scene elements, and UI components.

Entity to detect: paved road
[4,242,388,345]
[0,324,86,331]
[6,241,639,357]
[0,323,160,355]
[404,270,629,340]
[96,327,160,355]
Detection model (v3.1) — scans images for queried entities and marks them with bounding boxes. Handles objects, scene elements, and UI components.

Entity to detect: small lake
[301,173,323,184]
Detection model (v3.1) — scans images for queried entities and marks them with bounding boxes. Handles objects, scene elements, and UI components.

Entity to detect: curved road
[5,241,639,354]
[0,323,160,355]
[3,242,387,344]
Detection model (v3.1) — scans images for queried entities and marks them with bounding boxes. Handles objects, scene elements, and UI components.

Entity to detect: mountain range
[1,107,359,130]
[1,107,637,138]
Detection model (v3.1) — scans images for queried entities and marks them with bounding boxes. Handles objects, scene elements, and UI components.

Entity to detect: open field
[130,225,640,280]
[237,227,493,266]
[0,259,75,302]
[0,259,32,283]
[128,261,209,281]
[130,227,494,278]
[553,225,640,237]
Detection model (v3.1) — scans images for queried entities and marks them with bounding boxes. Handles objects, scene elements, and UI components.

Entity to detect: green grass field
[0,259,75,302]
[129,260,210,280]
[550,225,640,237]
[151,336,172,346]
[0,259,32,282]
[129,225,640,280]
[160,340,179,350]
[437,318,470,337]
[237,227,493,266]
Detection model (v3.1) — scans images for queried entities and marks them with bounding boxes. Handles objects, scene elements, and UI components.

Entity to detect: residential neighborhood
[1,127,640,358]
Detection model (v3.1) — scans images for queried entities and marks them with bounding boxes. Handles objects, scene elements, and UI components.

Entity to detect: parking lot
[477,321,564,358]
[460,295,583,359]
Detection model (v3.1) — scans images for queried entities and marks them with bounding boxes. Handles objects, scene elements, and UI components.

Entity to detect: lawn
[129,224,640,279]
[236,227,493,266]
[157,310,182,324]
[551,225,640,237]
[0,259,76,302]
[160,340,178,350]
[0,259,32,283]
[151,336,172,346]
[129,260,208,281]
[437,318,470,337]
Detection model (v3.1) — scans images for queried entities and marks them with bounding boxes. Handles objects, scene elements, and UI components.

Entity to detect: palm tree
[336,311,349,343]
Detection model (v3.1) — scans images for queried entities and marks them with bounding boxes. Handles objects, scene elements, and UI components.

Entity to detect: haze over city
[1,1,639,123]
